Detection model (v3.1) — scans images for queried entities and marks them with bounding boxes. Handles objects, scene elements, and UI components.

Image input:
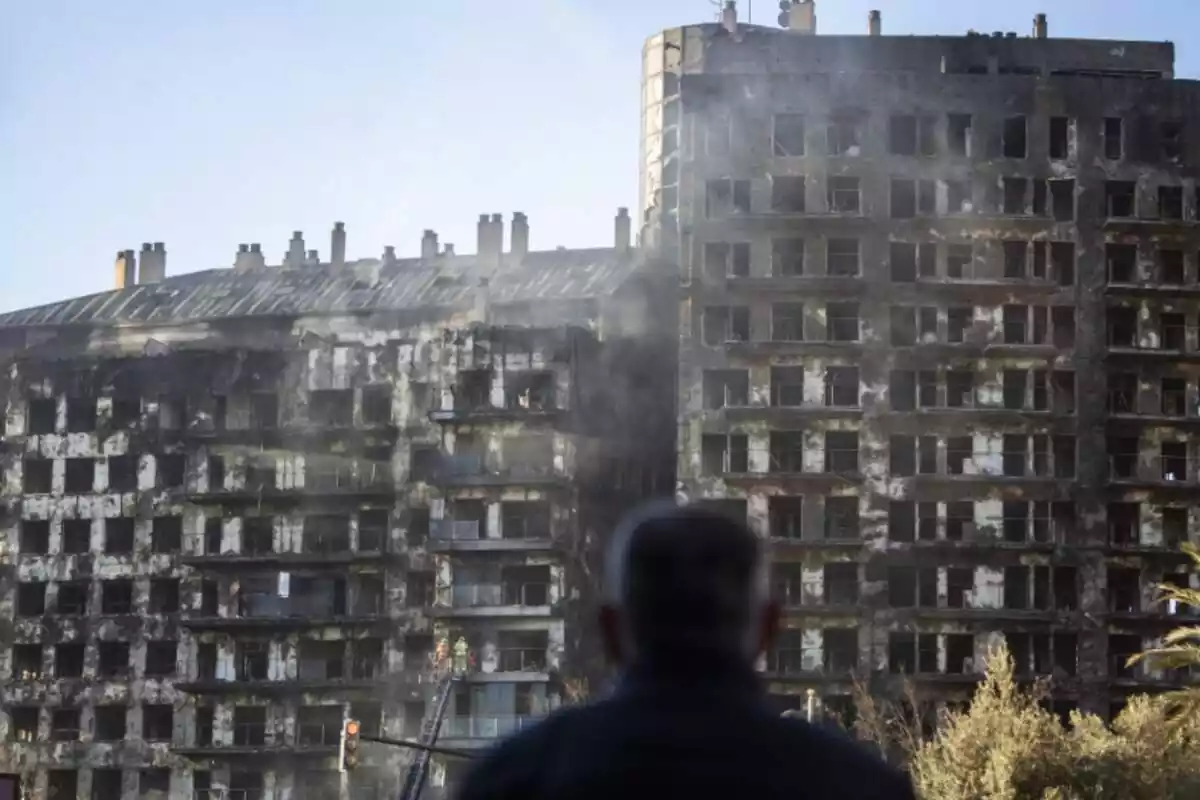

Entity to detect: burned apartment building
[0,212,675,800]
[642,3,1200,721]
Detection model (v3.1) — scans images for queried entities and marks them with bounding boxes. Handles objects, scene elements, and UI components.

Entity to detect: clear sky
[1,0,1194,313]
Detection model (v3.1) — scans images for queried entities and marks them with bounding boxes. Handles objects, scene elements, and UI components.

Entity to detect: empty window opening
[702,305,750,345]
[107,455,137,492]
[1162,377,1187,416]
[825,431,858,474]
[889,502,915,543]
[406,571,434,608]
[1106,181,1136,217]
[64,458,95,494]
[946,244,973,279]
[891,179,916,218]
[1108,307,1137,348]
[1108,568,1141,613]
[706,178,751,216]
[889,115,918,155]
[702,434,749,474]
[917,502,938,541]
[945,634,975,675]
[1163,508,1188,550]
[309,389,354,427]
[827,113,861,155]
[704,242,750,278]
[28,397,56,434]
[890,242,917,282]
[12,643,42,680]
[828,177,860,214]
[891,307,916,345]
[1104,118,1123,160]
[56,580,88,615]
[915,371,937,408]
[250,392,278,428]
[946,180,971,213]
[1002,178,1027,215]
[1002,116,1027,158]
[1161,312,1186,350]
[145,641,177,677]
[1162,441,1188,481]
[362,385,392,425]
[104,518,134,554]
[772,176,807,213]
[772,238,805,276]
[947,114,971,155]
[1159,186,1184,220]
[773,113,806,156]
[20,520,49,555]
[702,369,749,408]
[1160,249,1185,284]
[94,707,126,741]
[944,307,969,343]
[768,497,804,540]
[1032,179,1047,216]
[66,397,97,432]
[769,432,805,474]
[1003,370,1027,410]
[149,580,180,614]
[303,514,351,553]
[946,568,972,608]
[771,366,805,407]
[826,303,859,342]
[1108,502,1139,546]
[946,370,974,408]
[232,706,266,746]
[48,772,78,800]
[1003,241,1027,278]
[824,497,859,540]
[1161,120,1184,161]
[1049,117,1070,159]
[771,303,805,341]
[824,629,858,673]
[825,367,859,407]
[101,580,133,614]
[824,563,858,605]
[890,370,916,412]
[1050,180,1075,221]
[55,643,84,678]
[1051,242,1075,286]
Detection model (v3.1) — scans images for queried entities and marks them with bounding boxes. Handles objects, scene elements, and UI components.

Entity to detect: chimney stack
[615,207,632,254]
[246,243,266,270]
[511,212,530,258]
[868,10,881,36]
[490,213,505,259]
[421,229,439,260]
[234,244,251,271]
[330,222,346,267]
[138,242,166,284]
[115,249,136,289]
[285,231,306,268]
[476,214,490,257]
[721,1,737,35]
[788,0,817,34]
[1033,13,1048,39]
[443,244,456,258]
[305,249,320,267]
[382,246,397,267]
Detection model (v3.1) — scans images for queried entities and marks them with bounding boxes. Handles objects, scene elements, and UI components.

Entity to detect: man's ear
[758,600,782,657]
[598,604,624,666]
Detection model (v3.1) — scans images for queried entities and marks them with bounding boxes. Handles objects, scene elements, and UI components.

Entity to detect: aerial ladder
[397,666,460,800]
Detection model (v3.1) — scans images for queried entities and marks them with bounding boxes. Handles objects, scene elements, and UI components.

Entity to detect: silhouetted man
[455,501,915,799]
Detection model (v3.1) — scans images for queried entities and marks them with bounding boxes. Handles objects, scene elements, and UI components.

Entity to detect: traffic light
[340,719,361,772]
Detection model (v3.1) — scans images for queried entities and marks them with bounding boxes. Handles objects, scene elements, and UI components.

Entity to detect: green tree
[1126,541,1200,713]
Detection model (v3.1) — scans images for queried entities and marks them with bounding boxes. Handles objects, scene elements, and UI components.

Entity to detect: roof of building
[0,247,642,329]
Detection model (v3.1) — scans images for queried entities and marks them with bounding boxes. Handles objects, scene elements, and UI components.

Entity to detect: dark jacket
[455,660,916,800]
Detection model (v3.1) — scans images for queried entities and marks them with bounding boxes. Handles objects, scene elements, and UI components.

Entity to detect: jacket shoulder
[453,706,590,800]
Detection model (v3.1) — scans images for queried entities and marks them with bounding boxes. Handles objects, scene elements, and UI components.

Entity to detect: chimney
[330,222,346,267]
[721,1,737,35]
[115,249,136,289]
[421,229,439,260]
[382,246,397,267]
[246,243,266,270]
[443,244,455,258]
[490,213,505,258]
[868,10,881,36]
[511,212,530,258]
[1033,13,1048,39]
[476,214,491,259]
[305,249,320,267]
[234,244,249,271]
[138,242,166,284]
[788,0,817,34]
[285,231,305,268]
[614,207,632,254]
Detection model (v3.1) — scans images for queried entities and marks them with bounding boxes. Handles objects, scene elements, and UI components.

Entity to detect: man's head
[598,500,780,668]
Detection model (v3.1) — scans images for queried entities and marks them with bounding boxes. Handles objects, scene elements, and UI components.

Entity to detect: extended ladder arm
[398,673,459,800]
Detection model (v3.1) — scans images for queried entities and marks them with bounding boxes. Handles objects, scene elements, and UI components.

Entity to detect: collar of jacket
[615,651,766,702]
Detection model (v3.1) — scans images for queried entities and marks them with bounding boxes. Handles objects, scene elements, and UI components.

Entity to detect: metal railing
[448,583,550,608]
[296,721,343,746]
[439,715,546,739]
[195,791,263,800]
[237,592,342,618]
[231,722,267,747]
[433,520,482,541]
[1109,455,1193,482]
[306,461,392,491]
[497,648,548,673]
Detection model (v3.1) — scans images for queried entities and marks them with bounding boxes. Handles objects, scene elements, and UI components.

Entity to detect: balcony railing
[306,461,393,491]
[439,714,546,739]
[434,455,559,482]
[497,648,548,672]
[449,583,551,608]
[237,592,343,618]
[231,722,267,747]
[1109,455,1193,483]
[296,721,343,746]
[434,520,482,541]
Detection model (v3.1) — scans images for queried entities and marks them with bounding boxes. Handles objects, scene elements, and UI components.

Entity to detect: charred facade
[0,214,675,799]
[642,6,1200,721]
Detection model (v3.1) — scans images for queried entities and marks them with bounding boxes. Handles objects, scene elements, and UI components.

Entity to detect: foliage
[849,644,1200,799]
[1126,541,1200,715]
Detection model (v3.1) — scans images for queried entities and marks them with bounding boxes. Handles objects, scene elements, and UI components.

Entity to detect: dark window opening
[768,432,804,474]
[1106,181,1136,217]
[107,455,137,492]
[12,644,42,680]
[303,514,351,554]
[890,242,916,282]
[824,431,858,474]
[824,629,858,673]
[17,581,46,616]
[890,370,915,412]
[48,772,78,800]
[309,389,354,427]
[1108,502,1139,546]
[1162,377,1187,416]
[1003,370,1026,410]
[94,707,126,742]
[1050,180,1075,221]
[947,180,970,213]
[1002,178,1026,215]
[824,497,859,540]
[703,434,749,474]
[1162,441,1188,481]
[149,579,180,614]
[1161,120,1184,161]
[1159,186,1183,220]
[101,579,133,614]
[826,302,859,342]
[1049,117,1070,159]
[145,641,177,677]
[1107,244,1137,283]
[773,113,806,156]
[1051,242,1075,286]
[889,115,917,155]
[946,244,973,278]
[250,392,278,429]
[1161,312,1186,350]
[891,307,916,345]
[1160,249,1185,284]
[1002,116,1027,158]
[948,307,971,343]
[1003,241,1027,278]
[828,177,860,214]
[946,370,974,408]
[55,643,84,678]
[825,366,859,407]
[1104,117,1123,160]
[771,176,807,213]
[98,642,130,678]
[27,397,56,434]
[703,305,750,345]
[771,303,804,341]
[891,178,916,219]
[64,458,95,494]
[20,520,49,555]
[104,518,134,554]
[702,369,749,408]
[769,497,804,540]
[771,366,805,407]
[66,397,97,432]
[362,385,392,425]
[57,581,89,615]
[142,705,173,742]
[706,178,751,216]
[772,238,805,276]
[948,114,971,155]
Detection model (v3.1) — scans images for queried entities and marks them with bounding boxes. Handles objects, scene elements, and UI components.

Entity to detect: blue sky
[1,0,1194,313]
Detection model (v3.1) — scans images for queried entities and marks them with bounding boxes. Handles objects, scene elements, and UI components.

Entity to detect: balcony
[438,714,547,743]
[428,455,567,489]
[181,592,385,632]
[1109,455,1196,491]
[428,519,554,553]
[432,582,554,619]
[181,549,396,570]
